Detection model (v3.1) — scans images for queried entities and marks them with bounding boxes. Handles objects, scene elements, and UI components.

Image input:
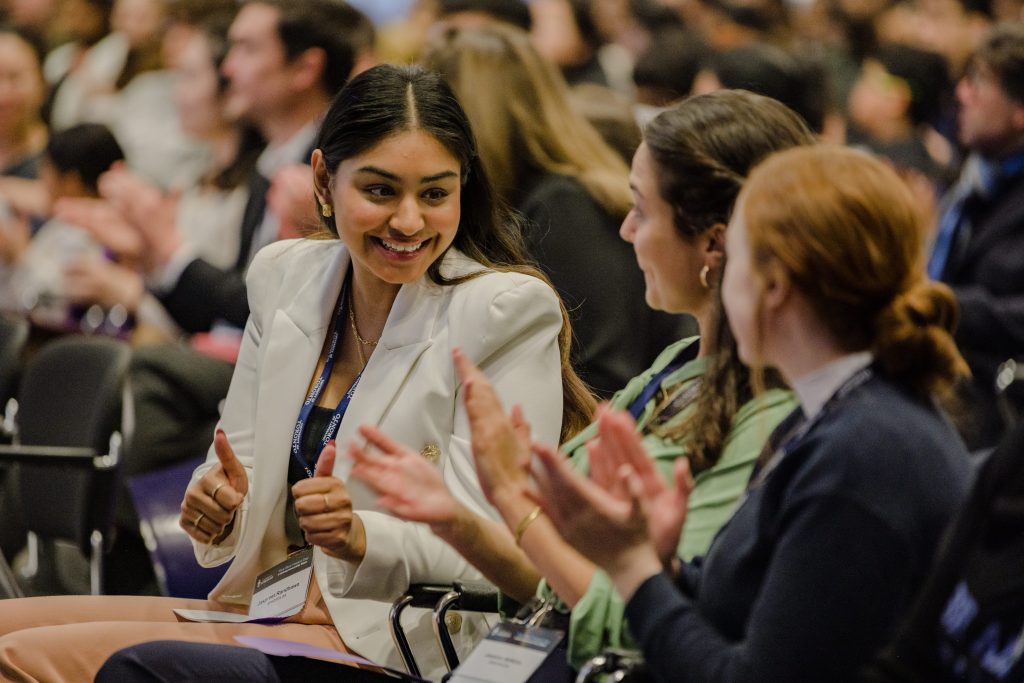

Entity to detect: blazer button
[445,611,463,634]
[421,444,441,464]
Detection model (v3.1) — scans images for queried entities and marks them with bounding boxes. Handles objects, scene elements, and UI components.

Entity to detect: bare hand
[53,198,144,262]
[453,348,532,507]
[0,209,30,264]
[586,409,693,567]
[98,166,179,267]
[267,165,319,240]
[180,429,249,544]
[524,410,692,596]
[292,442,365,561]
[63,257,144,310]
[348,424,460,529]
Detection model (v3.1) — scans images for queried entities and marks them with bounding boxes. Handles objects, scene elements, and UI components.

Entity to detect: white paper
[173,609,254,623]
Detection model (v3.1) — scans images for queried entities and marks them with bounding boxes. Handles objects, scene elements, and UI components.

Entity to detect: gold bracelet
[513,505,544,546]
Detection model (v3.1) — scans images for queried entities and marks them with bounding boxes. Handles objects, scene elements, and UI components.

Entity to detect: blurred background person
[424,23,690,397]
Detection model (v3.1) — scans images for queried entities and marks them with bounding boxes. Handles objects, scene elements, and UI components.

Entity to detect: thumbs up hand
[292,441,366,562]
[180,429,250,544]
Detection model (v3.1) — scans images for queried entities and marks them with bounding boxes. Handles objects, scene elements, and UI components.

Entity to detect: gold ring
[322,493,330,514]
[194,512,206,527]
[211,482,225,504]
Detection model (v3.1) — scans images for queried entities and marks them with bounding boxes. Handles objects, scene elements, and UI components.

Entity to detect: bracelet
[513,505,544,546]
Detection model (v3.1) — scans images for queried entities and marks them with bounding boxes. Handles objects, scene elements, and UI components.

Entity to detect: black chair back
[17,336,131,551]
[0,314,28,410]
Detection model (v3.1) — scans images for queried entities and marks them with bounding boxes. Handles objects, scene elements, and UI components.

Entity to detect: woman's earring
[699,265,711,289]
[320,199,333,218]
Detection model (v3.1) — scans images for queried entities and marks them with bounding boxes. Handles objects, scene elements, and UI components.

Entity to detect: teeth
[380,239,427,253]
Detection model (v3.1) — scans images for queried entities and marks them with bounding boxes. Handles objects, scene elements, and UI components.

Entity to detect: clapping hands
[528,409,693,582]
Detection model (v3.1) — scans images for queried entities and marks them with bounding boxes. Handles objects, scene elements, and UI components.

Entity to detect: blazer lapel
[252,244,349,512]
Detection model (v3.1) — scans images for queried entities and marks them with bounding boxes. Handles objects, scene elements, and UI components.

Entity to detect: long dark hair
[645,90,815,473]
[313,64,595,440]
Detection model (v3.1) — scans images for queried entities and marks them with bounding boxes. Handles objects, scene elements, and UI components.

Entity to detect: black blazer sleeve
[156,172,269,334]
[158,259,250,333]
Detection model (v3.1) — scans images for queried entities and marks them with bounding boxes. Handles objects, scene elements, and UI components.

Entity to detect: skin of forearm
[429,502,544,603]
[491,488,600,607]
[607,545,664,604]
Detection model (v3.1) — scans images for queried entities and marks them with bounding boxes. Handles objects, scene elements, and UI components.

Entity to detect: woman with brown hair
[532,145,974,681]
[423,23,684,397]
[339,90,813,672]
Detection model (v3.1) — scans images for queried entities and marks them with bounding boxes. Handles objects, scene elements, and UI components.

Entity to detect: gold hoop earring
[699,265,711,289]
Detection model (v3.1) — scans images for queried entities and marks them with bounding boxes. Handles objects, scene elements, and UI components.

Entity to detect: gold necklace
[347,287,378,368]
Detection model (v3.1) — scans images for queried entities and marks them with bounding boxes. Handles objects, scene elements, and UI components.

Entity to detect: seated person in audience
[692,42,828,137]
[530,145,973,681]
[97,90,815,680]
[927,23,1024,451]
[0,123,125,325]
[0,63,592,683]
[51,0,370,595]
[846,42,954,217]
[425,24,686,397]
[0,122,125,571]
[0,26,50,218]
[54,11,267,344]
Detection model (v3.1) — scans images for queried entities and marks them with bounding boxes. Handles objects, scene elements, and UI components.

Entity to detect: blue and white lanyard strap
[750,365,875,490]
[289,272,363,479]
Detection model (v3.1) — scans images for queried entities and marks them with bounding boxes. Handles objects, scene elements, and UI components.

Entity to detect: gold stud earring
[699,265,711,289]
[320,199,333,218]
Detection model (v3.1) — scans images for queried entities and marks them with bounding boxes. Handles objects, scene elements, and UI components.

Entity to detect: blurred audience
[424,23,688,397]
[928,22,1024,451]
[0,27,49,217]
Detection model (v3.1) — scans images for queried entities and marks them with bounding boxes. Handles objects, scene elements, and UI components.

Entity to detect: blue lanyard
[289,271,362,479]
[628,340,700,419]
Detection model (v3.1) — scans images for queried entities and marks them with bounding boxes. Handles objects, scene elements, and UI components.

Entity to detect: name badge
[449,622,564,683]
[248,547,314,620]
[174,548,314,624]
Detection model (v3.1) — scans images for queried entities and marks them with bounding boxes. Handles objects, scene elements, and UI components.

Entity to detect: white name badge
[449,622,564,683]
[174,548,314,624]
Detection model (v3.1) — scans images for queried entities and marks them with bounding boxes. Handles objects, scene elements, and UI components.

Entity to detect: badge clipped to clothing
[449,621,564,683]
[448,597,566,683]
[173,548,314,623]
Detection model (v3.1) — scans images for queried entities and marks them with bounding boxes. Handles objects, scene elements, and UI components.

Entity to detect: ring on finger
[208,483,225,505]
[194,511,206,527]
[211,482,225,505]
[322,493,330,514]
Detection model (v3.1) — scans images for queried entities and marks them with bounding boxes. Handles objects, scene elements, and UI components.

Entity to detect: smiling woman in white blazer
[0,64,594,683]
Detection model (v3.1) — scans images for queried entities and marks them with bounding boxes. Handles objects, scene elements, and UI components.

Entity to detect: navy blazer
[625,371,971,682]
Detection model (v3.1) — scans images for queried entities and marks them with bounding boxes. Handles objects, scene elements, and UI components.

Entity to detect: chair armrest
[451,580,502,613]
[405,583,461,609]
[0,444,102,466]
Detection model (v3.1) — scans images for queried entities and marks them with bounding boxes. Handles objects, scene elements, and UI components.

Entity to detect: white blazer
[189,239,564,679]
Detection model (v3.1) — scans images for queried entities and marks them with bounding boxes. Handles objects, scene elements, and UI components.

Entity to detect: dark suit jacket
[940,169,1024,384]
[158,171,269,333]
[624,371,971,682]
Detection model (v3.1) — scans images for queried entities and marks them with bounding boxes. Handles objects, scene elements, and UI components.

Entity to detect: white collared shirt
[793,351,874,421]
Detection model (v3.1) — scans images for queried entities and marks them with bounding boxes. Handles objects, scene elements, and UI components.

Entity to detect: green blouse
[540,337,796,668]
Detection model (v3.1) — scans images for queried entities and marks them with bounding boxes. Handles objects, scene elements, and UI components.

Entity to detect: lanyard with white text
[289,270,362,479]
